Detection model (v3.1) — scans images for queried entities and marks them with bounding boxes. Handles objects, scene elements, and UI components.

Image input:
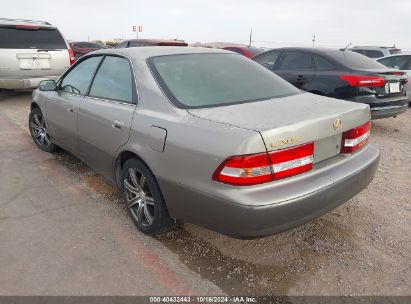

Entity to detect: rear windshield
[0,27,67,49]
[333,51,388,69]
[148,53,300,109]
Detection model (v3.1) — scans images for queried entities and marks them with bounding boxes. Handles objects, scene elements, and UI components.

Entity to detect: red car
[222,46,264,58]
[115,39,188,48]
[69,42,107,60]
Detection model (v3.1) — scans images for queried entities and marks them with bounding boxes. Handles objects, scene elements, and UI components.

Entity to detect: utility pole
[312,34,316,47]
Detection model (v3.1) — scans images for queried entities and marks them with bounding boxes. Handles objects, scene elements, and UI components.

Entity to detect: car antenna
[248,28,253,47]
[342,42,352,52]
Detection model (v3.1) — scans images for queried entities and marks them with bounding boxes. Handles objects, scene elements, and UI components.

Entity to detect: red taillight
[213,143,314,186]
[68,48,75,65]
[340,75,385,87]
[340,121,371,154]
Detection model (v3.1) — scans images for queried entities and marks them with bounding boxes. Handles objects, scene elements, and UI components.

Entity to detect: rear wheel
[121,158,175,235]
[29,107,57,153]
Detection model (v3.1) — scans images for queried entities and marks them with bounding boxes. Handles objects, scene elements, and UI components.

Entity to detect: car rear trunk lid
[188,93,370,163]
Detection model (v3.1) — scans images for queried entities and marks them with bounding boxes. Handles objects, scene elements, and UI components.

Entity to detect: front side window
[254,51,281,70]
[148,53,300,109]
[60,56,102,94]
[278,52,314,70]
[89,56,134,103]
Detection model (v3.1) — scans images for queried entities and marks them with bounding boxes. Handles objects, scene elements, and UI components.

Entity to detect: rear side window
[0,27,67,49]
[334,51,388,69]
[60,56,102,94]
[253,51,281,70]
[89,56,134,103]
[313,55,335,70]
[278,52,314,70]
[365,50,384,58]
[378,56,411,70]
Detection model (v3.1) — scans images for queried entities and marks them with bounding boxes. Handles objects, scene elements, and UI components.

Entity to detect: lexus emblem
[333,119,342,130]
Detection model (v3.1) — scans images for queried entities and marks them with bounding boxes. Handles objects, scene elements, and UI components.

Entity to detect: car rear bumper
[347,95,408,119]
[370,103,408,119]
[0,76,60,90]
[159,144,380,239]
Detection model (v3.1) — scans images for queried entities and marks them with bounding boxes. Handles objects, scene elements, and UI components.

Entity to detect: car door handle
[112,120,125,130]
[67,108,74,113]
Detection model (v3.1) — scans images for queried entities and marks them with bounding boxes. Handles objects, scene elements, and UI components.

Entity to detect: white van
[0,18,74,90]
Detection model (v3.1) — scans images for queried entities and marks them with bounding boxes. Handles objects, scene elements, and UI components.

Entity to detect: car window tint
[254,51,281,70]
[60,56,102,94]
[365,50,384,58]
[313,55,335,70]
[278,51,314,70]
[0,27,67,49]
[378,56,410,70]
[89,56,133,102]
[149,53,300,109]
[115,41,128,48]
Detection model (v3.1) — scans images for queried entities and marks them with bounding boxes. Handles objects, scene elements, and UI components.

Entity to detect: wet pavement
[0,91,410,296]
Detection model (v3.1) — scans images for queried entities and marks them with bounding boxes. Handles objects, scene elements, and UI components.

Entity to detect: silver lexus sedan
[29,47,380,238]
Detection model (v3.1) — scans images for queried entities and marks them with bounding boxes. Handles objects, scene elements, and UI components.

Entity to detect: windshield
[0,27,67,49]
[148,53,300,109]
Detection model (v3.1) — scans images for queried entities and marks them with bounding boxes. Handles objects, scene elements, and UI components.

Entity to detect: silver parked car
[29,47,380,238]
[0,18,73,90]
[378,52,411,103]
[349,46,402,59]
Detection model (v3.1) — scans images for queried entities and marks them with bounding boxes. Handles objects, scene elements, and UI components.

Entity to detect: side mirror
[39,80,57,91]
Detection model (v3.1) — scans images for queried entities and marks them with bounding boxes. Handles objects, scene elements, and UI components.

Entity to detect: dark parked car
[115,39,188,48]
[222,46,264,58]
[253,47,408,119]
[69,42,107,61]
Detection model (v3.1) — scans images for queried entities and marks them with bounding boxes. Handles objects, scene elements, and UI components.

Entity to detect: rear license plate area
[387,82,401,93]
[19,58,50,70]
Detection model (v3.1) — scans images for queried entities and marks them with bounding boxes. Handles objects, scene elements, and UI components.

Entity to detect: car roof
[265,47,344,56]
[0,18,53,28]
[122,38,187,45]
[91,46,232,60]
[352,46,398,50]
[378,52,411,59]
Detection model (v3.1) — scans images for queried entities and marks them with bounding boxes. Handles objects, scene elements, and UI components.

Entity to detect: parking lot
[0,91,410,296]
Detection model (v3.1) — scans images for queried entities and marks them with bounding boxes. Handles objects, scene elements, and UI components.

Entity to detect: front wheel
[29,107,57,153]
[121,158,175,235]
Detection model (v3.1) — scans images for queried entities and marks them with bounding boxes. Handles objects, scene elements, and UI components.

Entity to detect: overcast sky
[3,0,411,49]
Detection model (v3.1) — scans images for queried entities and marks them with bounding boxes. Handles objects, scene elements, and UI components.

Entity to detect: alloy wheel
[123,168,155,227]
[30,113,52,147]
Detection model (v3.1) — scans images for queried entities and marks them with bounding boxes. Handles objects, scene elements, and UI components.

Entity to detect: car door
[77,55,136,180]
[274,51,315,89]
[45,56,102,152]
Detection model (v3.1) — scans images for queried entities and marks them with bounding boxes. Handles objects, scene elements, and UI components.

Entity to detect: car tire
[29,107,57,153]
[121,158,175,236]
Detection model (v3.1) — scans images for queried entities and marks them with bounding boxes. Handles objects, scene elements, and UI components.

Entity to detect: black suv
[253,47,408,119]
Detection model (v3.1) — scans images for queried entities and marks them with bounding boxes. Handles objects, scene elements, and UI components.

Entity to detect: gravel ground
[0,91,410,296]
